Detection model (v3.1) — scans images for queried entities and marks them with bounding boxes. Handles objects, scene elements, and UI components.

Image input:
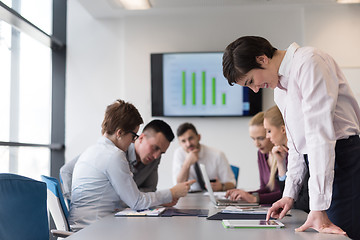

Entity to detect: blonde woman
[225,111,284,204]
[263,106,287,186]
[264,106,309,213]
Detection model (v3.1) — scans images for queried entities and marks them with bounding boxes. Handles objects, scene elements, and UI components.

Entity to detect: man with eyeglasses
[60,119,178,204]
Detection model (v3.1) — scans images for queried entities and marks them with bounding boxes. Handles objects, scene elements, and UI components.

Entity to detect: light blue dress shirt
[69,136,172,230]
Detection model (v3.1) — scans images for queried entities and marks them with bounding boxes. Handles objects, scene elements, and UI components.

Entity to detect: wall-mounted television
[151,52,262,117]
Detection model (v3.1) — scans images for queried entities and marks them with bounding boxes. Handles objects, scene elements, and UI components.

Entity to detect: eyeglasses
[129,131,139,141]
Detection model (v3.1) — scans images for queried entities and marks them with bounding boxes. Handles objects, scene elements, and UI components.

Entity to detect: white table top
[66,193,349,240]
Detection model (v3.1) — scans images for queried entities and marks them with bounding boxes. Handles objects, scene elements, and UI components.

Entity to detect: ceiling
[77,0,338,18]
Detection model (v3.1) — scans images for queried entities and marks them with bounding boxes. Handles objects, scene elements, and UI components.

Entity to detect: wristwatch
[252,192,260,203]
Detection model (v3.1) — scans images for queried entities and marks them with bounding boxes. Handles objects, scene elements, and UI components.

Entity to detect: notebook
[199,164,259,207]
[161,208,208,217]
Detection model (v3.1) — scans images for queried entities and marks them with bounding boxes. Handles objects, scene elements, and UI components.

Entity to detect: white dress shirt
[172,144,236,191]
[275,43,360,210]
[69,136,172,230]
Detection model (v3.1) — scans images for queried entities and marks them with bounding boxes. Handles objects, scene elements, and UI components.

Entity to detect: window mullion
[8,0,20,172]
[0,1,63,49]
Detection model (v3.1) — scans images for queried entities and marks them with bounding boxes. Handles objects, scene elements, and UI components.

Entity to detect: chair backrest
[230,165,240,187]
[41,175,70,231]
[0,173,49,240]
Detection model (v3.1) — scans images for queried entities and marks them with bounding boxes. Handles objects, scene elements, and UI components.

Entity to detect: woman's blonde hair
[264,105,284,128]
[263,106,285,191]
[249,111,265,126]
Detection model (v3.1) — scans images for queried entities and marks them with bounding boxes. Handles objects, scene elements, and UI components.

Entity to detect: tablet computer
[222,220,284,229]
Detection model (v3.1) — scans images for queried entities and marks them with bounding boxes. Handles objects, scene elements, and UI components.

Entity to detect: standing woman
[226,111,285,204]
[222,36,360,238]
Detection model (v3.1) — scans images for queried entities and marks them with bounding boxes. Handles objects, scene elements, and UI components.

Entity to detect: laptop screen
[199,163,219,204]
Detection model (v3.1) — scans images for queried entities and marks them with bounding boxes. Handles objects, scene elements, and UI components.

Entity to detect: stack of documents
[221,206,269,214]
[115,207,166,217]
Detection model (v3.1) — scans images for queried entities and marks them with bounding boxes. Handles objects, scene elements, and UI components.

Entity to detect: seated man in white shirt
[173,122,236,192]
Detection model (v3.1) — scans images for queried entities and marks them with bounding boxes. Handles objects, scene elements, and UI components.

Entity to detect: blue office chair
[230,165,240,187]
[0,173,49,240]
[41,175,73,238]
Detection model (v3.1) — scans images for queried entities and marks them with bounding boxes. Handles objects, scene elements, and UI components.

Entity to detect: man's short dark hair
[176,122,198,137]
[143,119,175,142]
[222,36,277,86]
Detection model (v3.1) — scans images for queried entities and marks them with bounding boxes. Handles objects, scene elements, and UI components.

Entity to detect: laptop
[199,164,259,207]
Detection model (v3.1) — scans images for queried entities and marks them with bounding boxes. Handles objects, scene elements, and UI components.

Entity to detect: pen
[137,209,148,212]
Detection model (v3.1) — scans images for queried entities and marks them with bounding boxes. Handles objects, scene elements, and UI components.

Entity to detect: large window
[0,0,66,180]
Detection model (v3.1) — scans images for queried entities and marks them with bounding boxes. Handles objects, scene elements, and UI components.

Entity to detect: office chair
[230,165,240,187]
[41,175,73,238]
[0,173,49,240]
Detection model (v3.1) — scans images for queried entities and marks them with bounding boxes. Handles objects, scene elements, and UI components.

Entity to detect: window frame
[0,0,66,180]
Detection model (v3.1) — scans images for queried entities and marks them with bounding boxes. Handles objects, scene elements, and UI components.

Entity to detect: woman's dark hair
[223,36,277,86]
[101,99,143,135]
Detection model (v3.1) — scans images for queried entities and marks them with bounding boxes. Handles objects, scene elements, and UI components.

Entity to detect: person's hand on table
[295,210,347,236]
[225,189,257,203]
[267,198,347,236]
[162,198,179,207]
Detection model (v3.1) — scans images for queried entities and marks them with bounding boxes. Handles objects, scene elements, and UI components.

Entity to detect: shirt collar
[278,42,300,90]
[126,143,138,166]
[99,135,115,147]
[198,144,204,159]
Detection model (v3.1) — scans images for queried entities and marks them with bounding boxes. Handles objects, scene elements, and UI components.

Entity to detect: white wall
[303,4,360,107]
[66,2,360,191]
[66,1,124,157]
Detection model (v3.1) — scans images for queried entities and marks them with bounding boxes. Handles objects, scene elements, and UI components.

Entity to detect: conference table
[66,193,349,240]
